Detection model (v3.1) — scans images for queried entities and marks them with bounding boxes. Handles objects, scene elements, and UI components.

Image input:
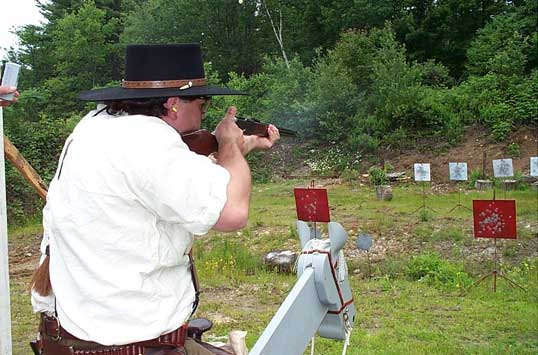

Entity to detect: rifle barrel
[235,116,297,137]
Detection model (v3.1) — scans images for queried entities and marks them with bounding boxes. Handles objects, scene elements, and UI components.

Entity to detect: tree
[122,0,275,78]
[37,1,117,116]
[467,0,537,76]
[400,0,513,79]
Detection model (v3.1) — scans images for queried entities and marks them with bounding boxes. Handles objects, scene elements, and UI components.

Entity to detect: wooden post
[0,107,13,355]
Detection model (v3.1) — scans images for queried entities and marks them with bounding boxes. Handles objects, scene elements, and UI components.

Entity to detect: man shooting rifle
[30,43,280,355]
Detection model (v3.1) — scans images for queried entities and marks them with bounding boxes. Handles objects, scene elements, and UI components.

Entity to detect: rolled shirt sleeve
[124,116,231,235]
[140,145,230,234]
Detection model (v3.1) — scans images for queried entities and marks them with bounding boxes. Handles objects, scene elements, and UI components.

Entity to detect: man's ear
[165,96,179,111]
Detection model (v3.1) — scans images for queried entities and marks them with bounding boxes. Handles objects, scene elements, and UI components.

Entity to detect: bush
[196,239,263,282]
[368,166,387,186]
[406,253,472,290]
[507,143,521,157]
[224,57,314,138]
[306,145,361,176]
[468,168,486,188]
[340,168,360,184]
[246,151,272,183]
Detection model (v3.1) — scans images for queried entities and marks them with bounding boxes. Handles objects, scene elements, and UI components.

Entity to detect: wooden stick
[3,135,48,200]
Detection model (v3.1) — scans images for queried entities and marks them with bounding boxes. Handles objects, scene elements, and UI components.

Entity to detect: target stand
[448,162,470,214]
[466,199,526,293]
[411,181,437,217]
[293,180,330,241]
[448,185,471,214]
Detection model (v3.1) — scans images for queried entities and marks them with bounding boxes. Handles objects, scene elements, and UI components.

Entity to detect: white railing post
[0,106,13,355]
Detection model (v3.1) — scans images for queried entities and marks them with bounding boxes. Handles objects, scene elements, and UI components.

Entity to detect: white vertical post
[0,106,13,355]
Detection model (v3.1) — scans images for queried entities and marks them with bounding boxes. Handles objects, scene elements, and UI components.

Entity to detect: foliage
[457,70,538,141]
[467,1,537,76]
[224,57,313,136]
[368,166,387,186]
[195,238,264,283]
[507,143,521,158]
[246,151,273,183]
[406,253,472,290]
[122,0,274,79]
[3,0,537,224]
[305,145,361,176]
[340,168,360,184]
[513,170,530,191]
[3,104,75,222]
[468,168,486,188]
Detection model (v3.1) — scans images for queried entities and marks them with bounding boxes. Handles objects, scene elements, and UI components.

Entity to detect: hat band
[122,78,207,89]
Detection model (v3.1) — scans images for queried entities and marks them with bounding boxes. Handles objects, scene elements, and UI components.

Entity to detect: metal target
[356,233,373,251]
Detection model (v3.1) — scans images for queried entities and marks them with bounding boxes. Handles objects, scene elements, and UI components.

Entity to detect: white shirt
[31,108,230,345]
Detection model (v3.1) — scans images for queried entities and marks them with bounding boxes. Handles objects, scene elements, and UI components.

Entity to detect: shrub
[368,166,387,186]
[468,168,486,188]
[196,239,263,282]
[306,145,361,176]
[247,151,272,183]
[507,143,521,157]
[513,170,529,190]
[340,168,360,184]
[406,253,472,290]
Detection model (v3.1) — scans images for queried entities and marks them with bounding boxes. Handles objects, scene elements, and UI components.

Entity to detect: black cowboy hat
[78,43,246,101]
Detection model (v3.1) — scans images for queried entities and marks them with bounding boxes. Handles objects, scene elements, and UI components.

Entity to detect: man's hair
[105,98,168,117]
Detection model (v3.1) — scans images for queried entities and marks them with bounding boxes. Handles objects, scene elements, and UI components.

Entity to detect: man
[30,44,279,355]
[0,86,19,107]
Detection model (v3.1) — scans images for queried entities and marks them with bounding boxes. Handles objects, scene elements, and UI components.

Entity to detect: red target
[293,188,330,222]
[472,200,517,239]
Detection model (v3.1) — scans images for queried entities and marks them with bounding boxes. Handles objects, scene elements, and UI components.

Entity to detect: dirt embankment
[389,125,538,182]
[264,124,538,182]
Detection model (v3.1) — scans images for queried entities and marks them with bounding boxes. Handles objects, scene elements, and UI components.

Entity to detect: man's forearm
[213,142,252,232]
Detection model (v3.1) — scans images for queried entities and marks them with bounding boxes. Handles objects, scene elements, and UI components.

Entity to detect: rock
[500,179,517,190]
[475,179,492,190]
[386,171,406,180]
[481,246,496,258]
[375,185,393,201]
[263,250,297,273]
[520,175,538,184]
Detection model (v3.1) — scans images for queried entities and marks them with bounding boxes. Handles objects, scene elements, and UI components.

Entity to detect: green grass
[7,181,538,354]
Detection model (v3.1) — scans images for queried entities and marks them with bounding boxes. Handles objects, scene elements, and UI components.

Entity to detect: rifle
[181,117,296,156]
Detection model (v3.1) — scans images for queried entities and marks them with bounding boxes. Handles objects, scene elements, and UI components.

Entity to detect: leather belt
[40,314,187,350]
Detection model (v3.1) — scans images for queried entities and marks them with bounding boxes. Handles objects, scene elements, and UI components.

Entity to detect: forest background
[1,0,537,224]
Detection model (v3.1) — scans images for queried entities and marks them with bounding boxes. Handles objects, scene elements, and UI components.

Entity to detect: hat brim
[78,85,247,101]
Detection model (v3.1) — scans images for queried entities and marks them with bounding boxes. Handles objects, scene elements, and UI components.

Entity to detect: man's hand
[214,106,244,151]
[0,86,19,107]
[243,124,280,155]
